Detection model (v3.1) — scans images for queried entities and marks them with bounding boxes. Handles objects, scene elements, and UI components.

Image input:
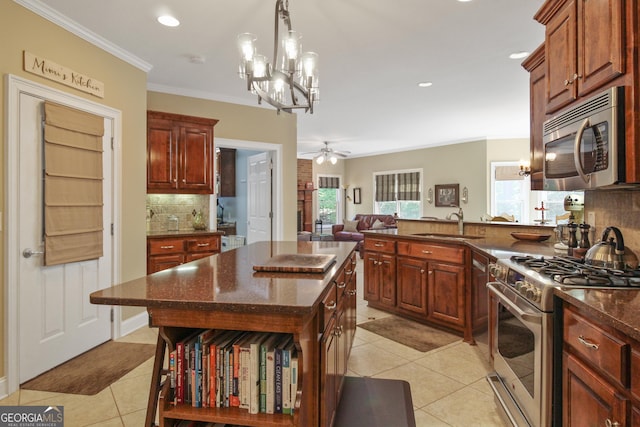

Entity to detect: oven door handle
[487,283,542,325]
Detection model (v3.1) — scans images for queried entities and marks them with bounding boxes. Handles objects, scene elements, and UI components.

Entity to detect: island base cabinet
[563,352,628,427]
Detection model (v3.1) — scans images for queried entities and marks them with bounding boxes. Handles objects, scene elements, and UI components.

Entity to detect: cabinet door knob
[337,281,346,289]
[325,301,336,311]
[606,419,621,427]
[420,269,425,274]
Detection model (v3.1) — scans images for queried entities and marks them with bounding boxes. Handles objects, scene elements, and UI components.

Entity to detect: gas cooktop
[510,255,640,288]
[491,255,640,312]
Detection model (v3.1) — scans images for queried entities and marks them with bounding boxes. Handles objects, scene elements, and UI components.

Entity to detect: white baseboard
[0,376,8,400]
[119,311,149,338]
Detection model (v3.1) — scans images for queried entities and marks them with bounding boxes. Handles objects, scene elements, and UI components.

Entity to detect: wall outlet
[587,211,596,226]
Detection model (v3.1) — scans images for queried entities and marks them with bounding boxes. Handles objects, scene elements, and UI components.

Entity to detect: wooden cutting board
[253,254,337,273]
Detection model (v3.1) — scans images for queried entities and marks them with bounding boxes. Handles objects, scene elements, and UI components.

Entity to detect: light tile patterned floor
[0,258,508,426]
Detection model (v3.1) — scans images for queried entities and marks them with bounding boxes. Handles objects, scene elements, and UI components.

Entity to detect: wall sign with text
[23,51,105,98]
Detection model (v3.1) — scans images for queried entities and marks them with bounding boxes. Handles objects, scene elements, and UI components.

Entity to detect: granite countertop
[91,240,357,315]
[363,228,558,260]
[147,229,224,238]
[555,288,640,342]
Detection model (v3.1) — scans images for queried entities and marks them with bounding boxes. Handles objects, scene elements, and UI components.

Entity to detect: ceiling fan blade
[333,152,349,158]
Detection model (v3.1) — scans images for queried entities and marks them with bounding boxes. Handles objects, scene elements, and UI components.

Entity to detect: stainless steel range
[486,255,640,427]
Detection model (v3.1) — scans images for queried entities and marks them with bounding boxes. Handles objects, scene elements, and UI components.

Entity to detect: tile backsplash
[586,189,640,253]
[146,194,211,232]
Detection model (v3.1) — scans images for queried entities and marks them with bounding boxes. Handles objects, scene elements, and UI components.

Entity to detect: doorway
[215,139,282,242]
[5,75,122,394]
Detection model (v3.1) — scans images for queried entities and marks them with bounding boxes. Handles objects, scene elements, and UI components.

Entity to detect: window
[317,175,341,232]
[374,170,422,218]
[491,162,583,223]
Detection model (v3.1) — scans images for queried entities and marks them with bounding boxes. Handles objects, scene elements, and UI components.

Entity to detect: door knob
[22,248,44,258]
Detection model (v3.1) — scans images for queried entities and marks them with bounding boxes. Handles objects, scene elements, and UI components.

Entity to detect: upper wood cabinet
[147,111,218,194]
[535,0,625,114]
[522,44,546,190]
[216,147,236,197]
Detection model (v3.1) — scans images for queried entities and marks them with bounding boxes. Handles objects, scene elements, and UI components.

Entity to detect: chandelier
[237,0,319,114]
[315,151,337,165]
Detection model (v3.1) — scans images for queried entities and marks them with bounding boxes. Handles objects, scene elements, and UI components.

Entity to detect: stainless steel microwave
[542,86,624,190]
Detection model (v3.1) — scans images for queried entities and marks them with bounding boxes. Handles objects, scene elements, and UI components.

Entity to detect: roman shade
[375,174,395,202]
[44,101,104,266]
[318,176,340,189]
[495,165,524,181]
[397,172,420,201]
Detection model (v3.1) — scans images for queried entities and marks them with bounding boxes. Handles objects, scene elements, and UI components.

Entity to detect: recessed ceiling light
[157,15,180,27]
[458,0,473,2]
[509,51,530,59]
[418,82,433,88]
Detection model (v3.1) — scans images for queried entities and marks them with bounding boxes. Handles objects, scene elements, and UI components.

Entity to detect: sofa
[332,214,397,257]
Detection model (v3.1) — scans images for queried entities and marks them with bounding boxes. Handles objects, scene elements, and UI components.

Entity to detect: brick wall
[297,159,313,188]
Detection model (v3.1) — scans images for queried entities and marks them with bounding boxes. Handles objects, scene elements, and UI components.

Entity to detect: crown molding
[14,0,152,73]
[147,82,269,109]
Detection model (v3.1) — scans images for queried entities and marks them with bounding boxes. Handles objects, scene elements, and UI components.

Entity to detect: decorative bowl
[511,232,551,242]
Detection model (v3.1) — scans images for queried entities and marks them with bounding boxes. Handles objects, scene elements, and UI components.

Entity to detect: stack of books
[169,329,298,416]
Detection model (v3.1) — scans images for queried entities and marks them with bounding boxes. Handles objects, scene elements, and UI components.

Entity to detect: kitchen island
[91,240,358,427]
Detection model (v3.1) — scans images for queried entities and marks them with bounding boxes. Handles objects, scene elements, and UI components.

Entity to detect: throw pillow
[371,219,385,229]
[343,219,359,232]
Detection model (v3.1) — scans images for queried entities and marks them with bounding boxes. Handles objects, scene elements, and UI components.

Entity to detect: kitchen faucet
[446,206,464,235]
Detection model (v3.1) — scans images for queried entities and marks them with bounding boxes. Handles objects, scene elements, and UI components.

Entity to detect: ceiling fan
[301,141,351,165]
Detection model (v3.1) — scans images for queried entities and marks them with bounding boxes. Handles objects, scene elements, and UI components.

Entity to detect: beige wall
[343,139,487,221]
[340,138,529,222]
[0,2,148,378]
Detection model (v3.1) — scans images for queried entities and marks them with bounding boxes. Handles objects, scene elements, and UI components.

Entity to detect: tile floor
[0,258,508,426]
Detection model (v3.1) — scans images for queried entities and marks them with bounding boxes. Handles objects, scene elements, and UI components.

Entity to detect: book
[169,350,176,405]
[260,333,283,413]
[282,338,295,415]
[274,335,291,414]
[290,351,298,415]
[249,334,268,414]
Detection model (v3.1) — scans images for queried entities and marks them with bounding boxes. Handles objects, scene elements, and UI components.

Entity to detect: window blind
[397,172,420,200]
[375,174,395,202]
[318,176,340,189]
[43,101,104,266]
[495,165,524,181]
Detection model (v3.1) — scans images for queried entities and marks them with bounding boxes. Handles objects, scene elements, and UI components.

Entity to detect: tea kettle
[584,226,639,270]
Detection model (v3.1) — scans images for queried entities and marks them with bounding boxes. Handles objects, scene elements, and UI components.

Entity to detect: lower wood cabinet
[561,302,640,427]
[320,251,357,427]
[147,233,221,274]
[363,238,396,307]
[363,234,479,342]
[427,261,465,328]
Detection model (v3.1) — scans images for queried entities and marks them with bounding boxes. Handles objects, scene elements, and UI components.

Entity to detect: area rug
[21,341,156,395]
[358,316,459,352]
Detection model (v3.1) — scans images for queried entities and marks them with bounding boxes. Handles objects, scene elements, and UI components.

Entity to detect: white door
[17,92,113,383]
[247,152,272,244]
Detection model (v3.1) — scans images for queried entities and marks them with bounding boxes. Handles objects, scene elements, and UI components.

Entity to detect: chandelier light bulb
[315,155,325,165]
[282,31,302,73]
[330,155,337,165]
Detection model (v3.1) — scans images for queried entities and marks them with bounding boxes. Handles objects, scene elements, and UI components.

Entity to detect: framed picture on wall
[353,187,361,204]
[435,184,459,207]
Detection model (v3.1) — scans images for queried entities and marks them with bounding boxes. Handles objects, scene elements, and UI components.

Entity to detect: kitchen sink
[411,232,483,240]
